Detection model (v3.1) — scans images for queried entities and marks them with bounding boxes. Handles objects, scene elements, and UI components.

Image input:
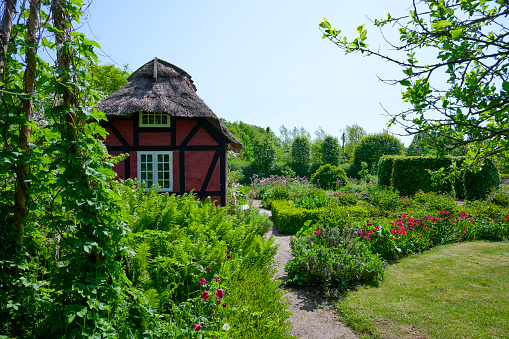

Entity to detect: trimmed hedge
[377,156,500,200]
[340,163,362,179]
[271,200,324,234]
[392,156,454,196]
[464,158,500,200]
[377,155,396,187]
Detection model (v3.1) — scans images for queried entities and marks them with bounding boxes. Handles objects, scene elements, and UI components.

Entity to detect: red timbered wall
[103,114,228,205]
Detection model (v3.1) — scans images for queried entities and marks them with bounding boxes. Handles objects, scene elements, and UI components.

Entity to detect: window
[138,152,173,191]
[139,112,171,127]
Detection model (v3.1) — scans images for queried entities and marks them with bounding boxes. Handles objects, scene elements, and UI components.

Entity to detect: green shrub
[319,205,374,228]
[271,200,324,234]
[321,136,341,166]
[411,190,458,215]
[464,200,507,220]
[291,136,311,166]
[353,133,404,173]
[391,156,454,196]
[464,158,500,200]
[285,227,385,290]
[311,164,348,190]
[377,155,395,187]
[487,187,509,207]
[253,137,276,176]
[361,185,407,212]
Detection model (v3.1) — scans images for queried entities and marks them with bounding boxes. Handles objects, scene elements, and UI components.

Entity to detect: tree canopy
[320,0,509,169]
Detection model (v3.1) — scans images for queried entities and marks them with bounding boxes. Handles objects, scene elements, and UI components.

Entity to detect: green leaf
[502,81,509,92]
[451,29,462,40]
[433,20,452,30]
[400,80,412,86]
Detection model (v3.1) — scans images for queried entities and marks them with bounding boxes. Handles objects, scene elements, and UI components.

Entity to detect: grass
[337,241,509,339]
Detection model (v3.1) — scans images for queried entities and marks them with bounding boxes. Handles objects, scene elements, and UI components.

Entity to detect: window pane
[149,115,154,124]
[162,115,167,124]
[164,181,169,188]
[147,163,153,171]
[158,154,163,162]
[141,173,146,180]
[141,163,146,171]
[164,163,169,171]
[142,114,148,124]
[158,163,163,171]
[147,155,152,162]
[164,172,169,179]
[164,154,169,162]
[141,154,146,162]
[148,172,153,180]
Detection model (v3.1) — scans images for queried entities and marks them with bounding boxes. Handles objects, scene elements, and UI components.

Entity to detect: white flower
[222,323,231,331]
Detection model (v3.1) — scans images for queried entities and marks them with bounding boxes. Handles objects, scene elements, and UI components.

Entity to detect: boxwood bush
[353,133,404,173]
[377,155,396,187]
[311,164,348,190]
[271,200,324,234]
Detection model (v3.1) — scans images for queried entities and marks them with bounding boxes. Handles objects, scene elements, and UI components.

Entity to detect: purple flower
[215,276,221,283]
[199,277,206,285]
[193,323,202,331]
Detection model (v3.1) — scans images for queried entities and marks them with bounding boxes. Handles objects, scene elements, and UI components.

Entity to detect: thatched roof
[97,58,242,152]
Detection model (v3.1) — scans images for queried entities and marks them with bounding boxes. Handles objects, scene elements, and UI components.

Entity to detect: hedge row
[271,200,324,234]
[377,156,500,199]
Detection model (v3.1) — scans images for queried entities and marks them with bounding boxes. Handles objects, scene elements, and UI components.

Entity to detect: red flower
[375,225,380,230]
[323,229,326,233]
[215,276,221,283]
[199,277,206,285]
[314,230,321,235]
[423,226,427,230]
[201,291,209,301]
[206,267,211,272]
[215,289,225,299]
[193,323,202,331]
[402,214,407,218]
[418,233,422,236]
[222,302,227,308]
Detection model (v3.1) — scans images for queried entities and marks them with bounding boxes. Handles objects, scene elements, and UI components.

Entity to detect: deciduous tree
[320,0,509,169]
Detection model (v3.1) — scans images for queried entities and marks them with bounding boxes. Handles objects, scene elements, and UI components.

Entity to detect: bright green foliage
[353,134,404,173]
[113,183,292,338]
[321,135,340,166]
[320,0,509,169]
[391,156,455,196]
[377,155,395,187]
[464,158,500,200]
[286,227,384,289]
[90,63,130,97]
[291,136,311,166]
[271,200,324,234]
[406,133,467,157]
[311,164,348,190]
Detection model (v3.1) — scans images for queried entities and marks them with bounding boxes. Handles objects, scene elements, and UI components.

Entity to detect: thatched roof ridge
[97,58,242,152]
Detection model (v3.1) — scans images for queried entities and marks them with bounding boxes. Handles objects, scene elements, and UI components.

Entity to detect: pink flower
[402,214,407,219]
[336,193,340,197]
[215,276,221,283]
[418,233,422,236]
[423,226,427,230]
[199,277,206,285]
[504,219,508,222]
[375,225,380,230]
[227,254,231,259]
[222,302,227,308]
[470,219,474,222]
[206,267,211,272]
[314,230,321,235]
[225,249,230,254]
[323,229,326,233]
[440,211,443,215]
[215,289,225,299]
[436,217,440,221]
[446,211,450,215]
[193,323,202,331]
[201,291,209,301]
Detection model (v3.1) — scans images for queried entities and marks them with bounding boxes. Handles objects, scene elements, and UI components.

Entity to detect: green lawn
[337,241,509,339]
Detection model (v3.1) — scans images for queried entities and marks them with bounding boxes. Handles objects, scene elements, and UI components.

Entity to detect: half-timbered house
[97,58,242,206]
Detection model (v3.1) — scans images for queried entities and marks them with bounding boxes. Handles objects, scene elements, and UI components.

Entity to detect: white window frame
[139,112,171,127]
[137,151,173,191]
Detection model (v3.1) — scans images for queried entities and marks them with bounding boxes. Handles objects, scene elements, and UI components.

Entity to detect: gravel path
[252,201,359,339]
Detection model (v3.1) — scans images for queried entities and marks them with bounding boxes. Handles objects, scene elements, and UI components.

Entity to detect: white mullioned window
[137,151,173,191]
[139,112,171,127]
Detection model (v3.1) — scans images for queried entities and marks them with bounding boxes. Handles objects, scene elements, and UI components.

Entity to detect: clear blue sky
[85,0,416,145]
